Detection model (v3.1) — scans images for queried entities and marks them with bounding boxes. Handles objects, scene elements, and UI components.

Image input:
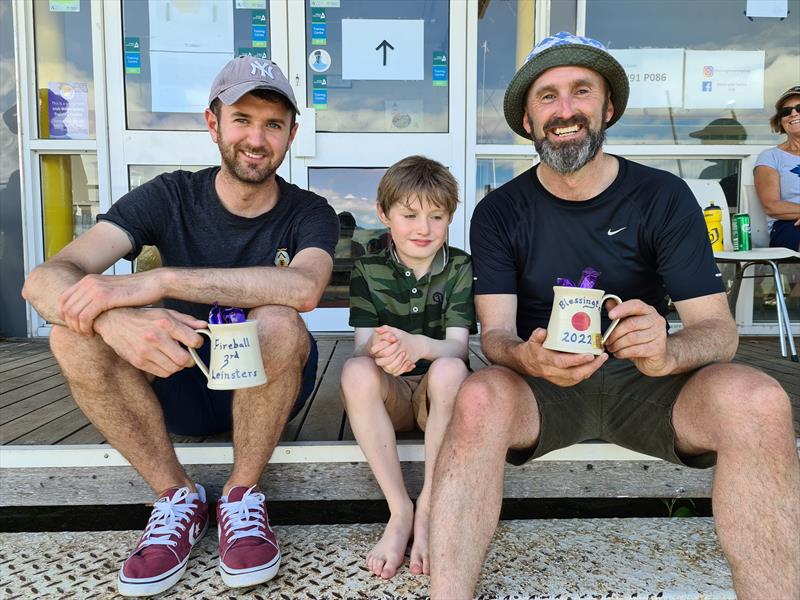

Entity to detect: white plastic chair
[685,178,799,362]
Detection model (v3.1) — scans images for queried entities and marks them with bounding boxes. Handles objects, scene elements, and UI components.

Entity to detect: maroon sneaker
[117,484,208,597]
[217,486,281,587]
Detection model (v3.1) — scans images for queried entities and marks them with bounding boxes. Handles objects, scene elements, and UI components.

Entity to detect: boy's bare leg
[225,305,310,494]
[341,356,413,579]
[410,357,469,576]
[49,325,192,494]
[430,366,540,599]
[671,363,800,600]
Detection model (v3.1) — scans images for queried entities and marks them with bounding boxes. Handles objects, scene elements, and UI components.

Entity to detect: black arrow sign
[375,40,395,66]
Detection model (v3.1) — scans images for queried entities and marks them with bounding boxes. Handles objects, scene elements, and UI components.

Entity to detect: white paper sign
[684,51,765,109]
[150,51,232,113]
[149,0,232,53]
[609,49,684,108]
[746,0,788,18]
[341,19,424,81]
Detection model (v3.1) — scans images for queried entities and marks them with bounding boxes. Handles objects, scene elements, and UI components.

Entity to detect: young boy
[340,155,477,580]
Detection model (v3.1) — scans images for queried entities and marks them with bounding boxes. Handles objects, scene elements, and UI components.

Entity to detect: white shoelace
[138,487,196,550]
[219,486,269,543]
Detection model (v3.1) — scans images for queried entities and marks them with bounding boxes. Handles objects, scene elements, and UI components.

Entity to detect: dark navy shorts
[152,334,318,436]
[770,220,800,251]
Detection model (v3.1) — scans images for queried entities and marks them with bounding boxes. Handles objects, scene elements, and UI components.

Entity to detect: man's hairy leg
[224,306,310,494]
[49,325,191,494]
[672,363,800,600]
[429,366,540,600]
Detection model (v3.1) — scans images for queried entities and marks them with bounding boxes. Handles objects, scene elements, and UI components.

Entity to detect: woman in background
[754,85,800,251]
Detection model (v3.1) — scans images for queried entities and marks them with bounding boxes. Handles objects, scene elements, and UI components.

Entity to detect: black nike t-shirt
[470,157,724,341]
[98,167,339,320]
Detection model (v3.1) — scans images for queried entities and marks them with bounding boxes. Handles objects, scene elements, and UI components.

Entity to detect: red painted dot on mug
[572,311,591,331]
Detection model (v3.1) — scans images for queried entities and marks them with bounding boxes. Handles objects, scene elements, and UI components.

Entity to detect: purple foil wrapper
[556,278,576,287]
[578,267,601,289]
[223,307,247,324]
[208,302,224,324]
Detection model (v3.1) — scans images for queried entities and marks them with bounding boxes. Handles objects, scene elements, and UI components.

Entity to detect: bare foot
[366,505,413,579]
[409,506,430,575]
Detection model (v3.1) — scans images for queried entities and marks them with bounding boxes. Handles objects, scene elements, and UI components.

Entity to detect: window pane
[122,1,270,130]
[476,0,534,144]
[476,157,532,201]
[308,167,388,306]
[305,0,449,133]
[33,0,95,139]
[40,154,98,259]
[637,158,741,211]
[586,0,800,145]
[754,265,800,323]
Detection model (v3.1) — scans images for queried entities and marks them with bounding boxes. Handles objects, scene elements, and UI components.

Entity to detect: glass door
[287,0,467,331]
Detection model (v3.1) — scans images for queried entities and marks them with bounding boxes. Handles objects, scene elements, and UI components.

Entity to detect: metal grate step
[0,518,734,599]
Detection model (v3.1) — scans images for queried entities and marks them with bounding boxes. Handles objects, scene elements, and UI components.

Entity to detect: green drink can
[732,213,751,251]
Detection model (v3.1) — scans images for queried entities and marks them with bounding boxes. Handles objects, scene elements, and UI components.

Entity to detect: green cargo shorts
[506,358,716,469]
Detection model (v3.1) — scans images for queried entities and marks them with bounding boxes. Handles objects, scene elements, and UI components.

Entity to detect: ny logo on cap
[250,60,275,79]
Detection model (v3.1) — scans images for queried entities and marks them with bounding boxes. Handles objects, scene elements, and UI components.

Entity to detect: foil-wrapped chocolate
[222,307,247,324]
[556,277,576,287]
[578,267,601,289]
[208,302,224,324]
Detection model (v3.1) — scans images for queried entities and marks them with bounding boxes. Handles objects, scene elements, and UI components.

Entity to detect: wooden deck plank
[280,338,336,442]
[0,351,53,375]
[0,396,79,444]
[11,407,92,445]
[0,364,64,395]
[0,358,58,385]
[295,339,352,441]
[0,374,67,409]
[0,384,71,426]
[56,422,105,445]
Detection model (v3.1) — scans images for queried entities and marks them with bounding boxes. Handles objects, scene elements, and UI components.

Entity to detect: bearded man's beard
[531,103,608,174]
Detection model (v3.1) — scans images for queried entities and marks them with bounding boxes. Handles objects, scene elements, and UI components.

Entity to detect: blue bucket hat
[503,32,629,139]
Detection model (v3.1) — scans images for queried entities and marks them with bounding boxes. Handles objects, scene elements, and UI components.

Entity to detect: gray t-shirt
[98,167,339,319]
[754,147,800,232]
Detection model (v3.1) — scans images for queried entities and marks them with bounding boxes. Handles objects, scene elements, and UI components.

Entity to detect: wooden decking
[1,335,798,446]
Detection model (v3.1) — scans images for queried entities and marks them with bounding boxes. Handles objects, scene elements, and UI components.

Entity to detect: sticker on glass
[308,49,331,73]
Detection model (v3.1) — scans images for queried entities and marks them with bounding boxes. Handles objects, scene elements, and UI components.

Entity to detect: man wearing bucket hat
[23,56,339,595]
[429,32,798,599]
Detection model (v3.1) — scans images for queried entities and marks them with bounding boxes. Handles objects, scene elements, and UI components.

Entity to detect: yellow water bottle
[703,203,723,252]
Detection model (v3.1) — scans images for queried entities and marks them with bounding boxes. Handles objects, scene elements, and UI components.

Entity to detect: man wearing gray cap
[429,32,798,599]
[23,56,339,595]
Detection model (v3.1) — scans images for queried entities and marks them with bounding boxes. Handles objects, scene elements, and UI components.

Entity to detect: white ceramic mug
[543,286,622,355]
[187,320,267,390]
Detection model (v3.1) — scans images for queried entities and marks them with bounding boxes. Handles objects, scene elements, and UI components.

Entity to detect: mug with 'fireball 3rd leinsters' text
[543,286,622,355]
[187,320,267,390]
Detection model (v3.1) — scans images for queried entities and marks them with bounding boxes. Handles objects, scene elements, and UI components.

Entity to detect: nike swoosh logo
[607,227,627,236]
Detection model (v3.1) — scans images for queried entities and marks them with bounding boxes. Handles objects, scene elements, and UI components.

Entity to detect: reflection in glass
[475,158,532,202]
[33,0,95,139]
[753,264,800,322]
[309,167,388,306]
[476,0,534,144]
[637,158,741,211]
[40,154,98,259]
[586,0,800,145]
[122,1,270,130]
[305,0,449,133]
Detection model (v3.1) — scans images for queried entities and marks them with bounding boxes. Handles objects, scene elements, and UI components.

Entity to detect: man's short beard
[531,107,608,174]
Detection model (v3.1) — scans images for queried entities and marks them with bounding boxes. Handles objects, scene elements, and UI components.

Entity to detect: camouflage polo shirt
[349,243,478,376]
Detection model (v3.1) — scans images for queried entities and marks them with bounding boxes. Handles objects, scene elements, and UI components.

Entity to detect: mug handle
[187,329,212,379]
[600,294,623,344]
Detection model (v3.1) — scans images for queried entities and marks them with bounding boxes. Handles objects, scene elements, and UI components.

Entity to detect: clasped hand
[368,325,420,376]
[58,272,162,335]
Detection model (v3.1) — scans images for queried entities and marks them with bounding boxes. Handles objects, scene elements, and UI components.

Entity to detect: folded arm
[755,166,800,221]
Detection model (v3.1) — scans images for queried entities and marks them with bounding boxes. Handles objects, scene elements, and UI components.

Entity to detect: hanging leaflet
[124,37,141,74]
[432,51,448,87]
[47,82,89,139]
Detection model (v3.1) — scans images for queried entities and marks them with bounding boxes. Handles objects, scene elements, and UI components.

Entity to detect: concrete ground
[1,517,734,599]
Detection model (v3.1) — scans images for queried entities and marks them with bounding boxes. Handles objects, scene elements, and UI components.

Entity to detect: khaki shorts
[507,358,716,469]
[384,372,431,432]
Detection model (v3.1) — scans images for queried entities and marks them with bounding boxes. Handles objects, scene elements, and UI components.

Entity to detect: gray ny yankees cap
[208,55,299,114]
